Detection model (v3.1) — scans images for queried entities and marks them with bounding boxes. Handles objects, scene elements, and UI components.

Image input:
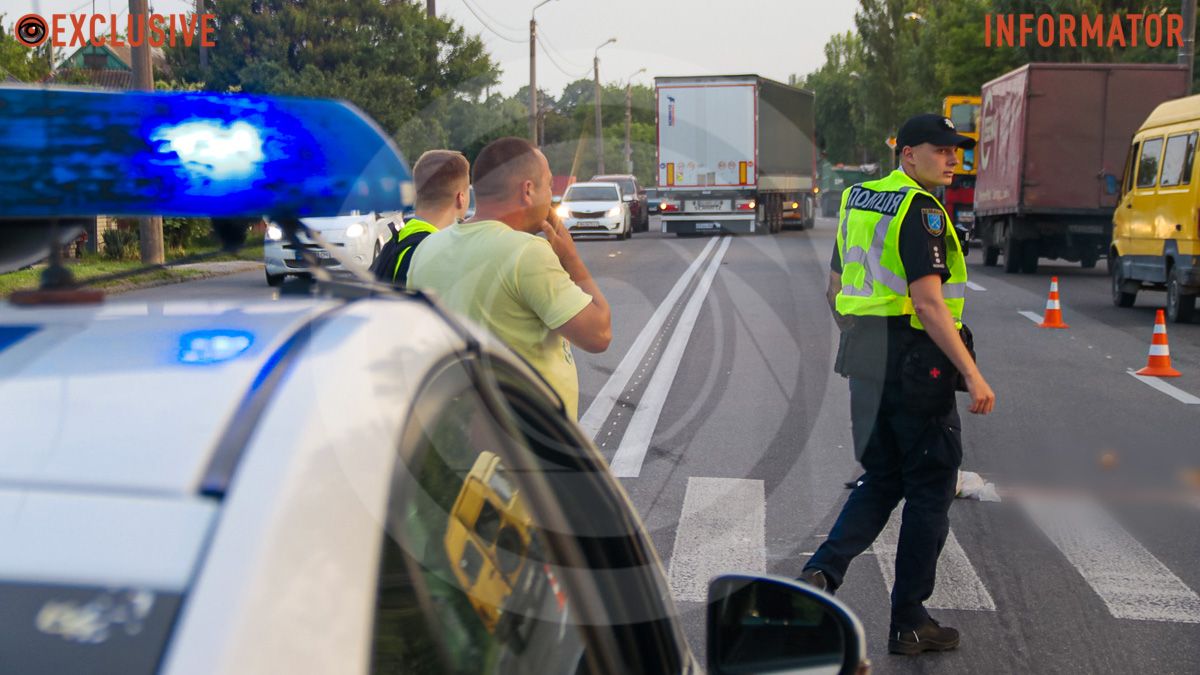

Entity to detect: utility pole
[593,38,616,175]
[624,68,646,174]
[196,0,207,72]
[530,18,538,142]
[130,0,164,265]
[1181,0,1197,93]
[427,0,436,18]
[529,0,555,145]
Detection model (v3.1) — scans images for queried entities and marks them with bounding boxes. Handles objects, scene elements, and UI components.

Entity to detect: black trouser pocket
[899,340,957,417]
[921,420,963,470]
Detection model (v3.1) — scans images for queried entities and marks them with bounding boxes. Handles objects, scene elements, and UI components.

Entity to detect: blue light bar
[0,87,414,219]
[178,329,254,365]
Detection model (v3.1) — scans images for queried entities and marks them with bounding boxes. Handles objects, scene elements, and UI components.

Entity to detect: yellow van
[1112,94,1200,323]
[443,452,534,633]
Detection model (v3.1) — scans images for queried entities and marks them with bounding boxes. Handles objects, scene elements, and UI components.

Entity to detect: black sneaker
[798,568,833,594]
[888,618,960,655]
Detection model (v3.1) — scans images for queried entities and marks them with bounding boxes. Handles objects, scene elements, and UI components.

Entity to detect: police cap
[896,114,976,152]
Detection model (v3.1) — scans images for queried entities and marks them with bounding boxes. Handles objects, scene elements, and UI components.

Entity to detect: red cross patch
[929,367,942,379]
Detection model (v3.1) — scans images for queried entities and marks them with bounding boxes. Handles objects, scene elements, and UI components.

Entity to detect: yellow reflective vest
[834,169,967,330]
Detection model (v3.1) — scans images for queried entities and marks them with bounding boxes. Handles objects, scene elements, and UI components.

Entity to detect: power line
[539,31,586,71]
[458,0,523,35]
[457,0,524,44]
[538,41,589,81]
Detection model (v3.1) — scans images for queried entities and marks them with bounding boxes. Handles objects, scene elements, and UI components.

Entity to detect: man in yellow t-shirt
[408,137,612,418]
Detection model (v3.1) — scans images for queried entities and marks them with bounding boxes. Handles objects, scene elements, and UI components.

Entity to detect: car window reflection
[371,363,596,675]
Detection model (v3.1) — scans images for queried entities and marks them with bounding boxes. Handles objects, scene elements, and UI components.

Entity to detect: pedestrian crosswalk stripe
[1019,310,1044,324]
[966,281,987,292]
[667,477,765,603]
[1020,495,1200,623]
[872,505,997,611]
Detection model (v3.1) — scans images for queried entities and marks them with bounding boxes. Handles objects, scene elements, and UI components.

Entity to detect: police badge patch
[921,208,945,236]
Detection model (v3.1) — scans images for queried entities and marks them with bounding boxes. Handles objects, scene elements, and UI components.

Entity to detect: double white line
[580,236,733,477]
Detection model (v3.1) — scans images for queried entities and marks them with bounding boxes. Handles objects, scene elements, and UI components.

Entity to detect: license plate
[296,249,331,260]
[573,221,599,228]
[687,200,727,212]
[959,211,975,223]
[695,222,718,230]
[1067,224,1103,234]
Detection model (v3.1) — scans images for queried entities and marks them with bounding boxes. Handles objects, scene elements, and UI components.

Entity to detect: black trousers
[806,376,962,632]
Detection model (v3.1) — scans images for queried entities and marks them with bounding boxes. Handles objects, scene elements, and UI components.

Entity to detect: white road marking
[1019,310,1044,324]
[609,237,732,477]
[579,237,719,438]
[966,281,987,292]
[667,477,765,603]
[1021,495,1200,623]
[1127,370,1200,405]
[872,505,996,611]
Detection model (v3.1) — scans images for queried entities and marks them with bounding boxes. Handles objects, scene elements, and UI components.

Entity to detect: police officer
[372,150,470,287]
[799,114,996,656]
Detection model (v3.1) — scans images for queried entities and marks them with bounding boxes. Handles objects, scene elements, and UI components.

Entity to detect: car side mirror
[707,574,867,675]
[955,225,971,256]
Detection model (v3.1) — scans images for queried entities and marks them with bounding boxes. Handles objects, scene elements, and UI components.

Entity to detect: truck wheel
[983,246,1000,267]
[1166,271,1197,323]
[1111,256,1137,308]
[266,270,286,287]
[1004,237,1022,274]
[1080,250,1098,269]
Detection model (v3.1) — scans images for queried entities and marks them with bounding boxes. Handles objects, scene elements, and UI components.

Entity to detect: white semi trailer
[655,75,816,235]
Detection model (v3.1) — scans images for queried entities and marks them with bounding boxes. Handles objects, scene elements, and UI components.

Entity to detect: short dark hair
[413,150,470,209]
[472,137,542,200]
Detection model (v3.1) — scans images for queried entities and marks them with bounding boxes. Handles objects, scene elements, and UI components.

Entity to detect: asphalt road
[126,217,1200,673]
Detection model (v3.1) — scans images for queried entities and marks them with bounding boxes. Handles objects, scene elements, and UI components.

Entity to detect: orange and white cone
[1135,309,1181,377]
[1037,276,1069,329]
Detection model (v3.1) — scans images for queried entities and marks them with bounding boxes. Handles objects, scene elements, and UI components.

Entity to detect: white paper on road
[872,504,997,611]
[668,477,766,603]
[1021,495,1200,623]
[1127,370,1200,405]
[579,237,720,438]
[609,236,732,477]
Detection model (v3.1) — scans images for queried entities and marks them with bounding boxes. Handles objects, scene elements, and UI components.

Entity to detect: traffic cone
[1037,276,1069,329]
[1135,309,1181,377]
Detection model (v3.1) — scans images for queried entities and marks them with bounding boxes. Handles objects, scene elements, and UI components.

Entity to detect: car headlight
[555,205,569,218]
[606,206,621,218]
[266,225,283,241]
[345,222,366,238]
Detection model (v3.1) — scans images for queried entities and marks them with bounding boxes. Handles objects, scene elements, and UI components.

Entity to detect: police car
[0,87,867,674]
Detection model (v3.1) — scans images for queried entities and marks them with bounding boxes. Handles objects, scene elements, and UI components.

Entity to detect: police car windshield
[565,186,620,202]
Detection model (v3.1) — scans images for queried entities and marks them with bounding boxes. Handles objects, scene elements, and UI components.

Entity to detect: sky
[2,0,860,96]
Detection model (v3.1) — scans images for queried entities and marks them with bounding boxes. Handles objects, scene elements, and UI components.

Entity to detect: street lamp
[594,37,616,174]
[624,67,646,174]
[529,0,557,145]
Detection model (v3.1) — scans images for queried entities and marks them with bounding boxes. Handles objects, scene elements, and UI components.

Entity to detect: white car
[556,182,631,240]
[263,212,389,286]
[0,86,868,675]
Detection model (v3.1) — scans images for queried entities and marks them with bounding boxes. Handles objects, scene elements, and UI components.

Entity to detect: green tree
[0,16,50,82]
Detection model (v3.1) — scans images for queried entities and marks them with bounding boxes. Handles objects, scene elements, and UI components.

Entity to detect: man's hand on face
[541,208,585,272]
